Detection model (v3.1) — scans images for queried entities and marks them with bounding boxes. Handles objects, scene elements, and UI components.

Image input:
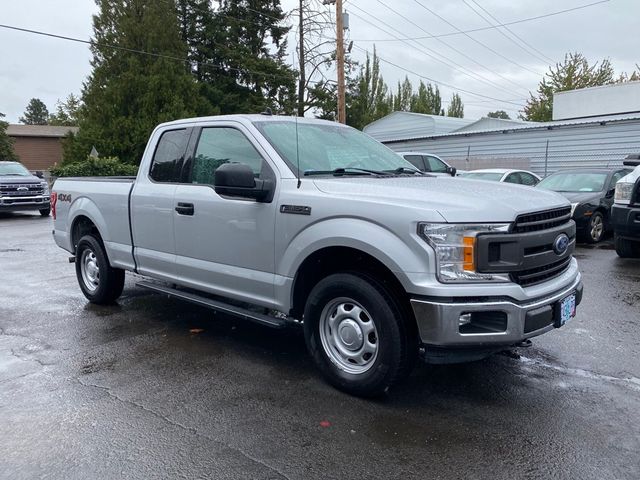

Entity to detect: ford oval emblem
[553,233,570,255]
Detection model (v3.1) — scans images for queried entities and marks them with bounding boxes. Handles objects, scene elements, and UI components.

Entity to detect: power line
[348,6,528,100]
[351,0,609,42]
[368,0,530,96]
[0,23,297,84]
[351,44,525,108]
[464,0,554,65]
[411,0,543,76]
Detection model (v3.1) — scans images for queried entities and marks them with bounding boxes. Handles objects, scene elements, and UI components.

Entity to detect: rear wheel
[39,208,50,216]
[585,211,605,243]
[303,273,415,397]
[615,235,640,258]
[75,235,125,304]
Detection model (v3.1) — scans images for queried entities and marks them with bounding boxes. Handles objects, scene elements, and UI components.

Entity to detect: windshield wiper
[304,167,392,177]
[384,167,426,176]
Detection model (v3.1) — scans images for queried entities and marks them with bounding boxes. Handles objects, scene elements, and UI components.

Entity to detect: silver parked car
[460,168,541,186]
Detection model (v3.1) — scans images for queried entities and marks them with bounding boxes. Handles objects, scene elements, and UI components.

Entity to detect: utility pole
[324,0,345,123]
[335,0,346,123]
[298,0,305,117]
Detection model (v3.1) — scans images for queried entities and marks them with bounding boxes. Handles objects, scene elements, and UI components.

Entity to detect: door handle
[175,202,194,216]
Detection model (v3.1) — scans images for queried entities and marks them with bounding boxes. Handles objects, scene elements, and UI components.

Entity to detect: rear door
[403,154,426,171]
[130,128,191,281]
[172,122,278,306]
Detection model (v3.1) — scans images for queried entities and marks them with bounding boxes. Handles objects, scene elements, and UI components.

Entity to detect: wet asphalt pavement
[1,212,639,480]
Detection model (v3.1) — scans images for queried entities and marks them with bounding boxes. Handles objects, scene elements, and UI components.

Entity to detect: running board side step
[137,281,289,329]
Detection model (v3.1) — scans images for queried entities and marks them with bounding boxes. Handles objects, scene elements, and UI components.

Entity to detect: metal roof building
[364,83,640,176]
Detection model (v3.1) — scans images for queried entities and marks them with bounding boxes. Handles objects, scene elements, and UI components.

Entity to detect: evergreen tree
[49,94,82,126]
[20,98,49,125]
[447,93,464,118]
[184,0,296,115]
[0,112,18,161]
[523,52,614,121]
[67,0,201,164]
[487,110,510,119]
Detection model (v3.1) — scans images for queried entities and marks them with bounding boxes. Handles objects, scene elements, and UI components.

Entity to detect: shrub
[50,156,138,177]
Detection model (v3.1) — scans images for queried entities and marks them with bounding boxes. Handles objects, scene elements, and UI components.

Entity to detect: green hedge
[50,156,139,177]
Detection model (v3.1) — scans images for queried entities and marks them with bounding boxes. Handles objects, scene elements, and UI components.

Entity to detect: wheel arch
[290,245,418,337]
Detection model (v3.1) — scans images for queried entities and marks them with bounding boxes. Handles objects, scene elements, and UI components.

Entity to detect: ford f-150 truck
[0,161,51,215]
[52,115,583,396]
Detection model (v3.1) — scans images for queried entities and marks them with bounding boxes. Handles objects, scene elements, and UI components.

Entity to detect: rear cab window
[149,129,190,183]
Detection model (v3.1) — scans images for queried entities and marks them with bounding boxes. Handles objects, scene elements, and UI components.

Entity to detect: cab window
[149,129,190,183]
[403,155,425,171]
[425,156,448,173]
[190,127,267,185]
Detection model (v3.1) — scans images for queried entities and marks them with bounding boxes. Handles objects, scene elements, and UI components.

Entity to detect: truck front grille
[513,206,572,233]
[0,183,44,197]
[510,256,572,287]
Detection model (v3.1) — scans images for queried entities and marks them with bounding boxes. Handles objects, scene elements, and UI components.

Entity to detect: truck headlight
[40,181,49,194]
[615,182,633,205]
[418,223,511,283]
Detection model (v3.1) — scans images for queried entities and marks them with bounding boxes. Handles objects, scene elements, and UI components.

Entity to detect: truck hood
[313,176,569,223]
[0,174,42,184]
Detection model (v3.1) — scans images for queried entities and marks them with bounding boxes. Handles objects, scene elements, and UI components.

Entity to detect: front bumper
[410,273,583,347]
[612,204,640,239]
[0,195,50,211]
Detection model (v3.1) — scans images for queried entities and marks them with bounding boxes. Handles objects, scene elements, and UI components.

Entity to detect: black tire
[584,211,605,243]
[39,208,50,216]
[303,273,414,397]
[615,234,640,258]
[75,235,125,304]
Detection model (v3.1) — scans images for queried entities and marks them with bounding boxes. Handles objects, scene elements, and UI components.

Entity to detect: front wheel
[303,273,414,397]
[585,211,605,243]
[75,235,125,304]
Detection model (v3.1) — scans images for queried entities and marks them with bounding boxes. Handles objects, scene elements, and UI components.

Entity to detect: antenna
[295,115,301,188]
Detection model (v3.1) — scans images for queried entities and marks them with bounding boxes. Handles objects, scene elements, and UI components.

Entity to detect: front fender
[278,217,432,291]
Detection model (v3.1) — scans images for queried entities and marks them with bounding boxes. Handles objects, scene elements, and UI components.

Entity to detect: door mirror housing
[214,162,273,202]
[446,166,457,177]
[605,187,615,198]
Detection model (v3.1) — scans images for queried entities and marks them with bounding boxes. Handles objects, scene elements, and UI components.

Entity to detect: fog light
[459,313,472,326]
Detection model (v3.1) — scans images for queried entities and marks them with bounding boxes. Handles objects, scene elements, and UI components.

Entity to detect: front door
[130,127,191,281]
[173,123,278,307]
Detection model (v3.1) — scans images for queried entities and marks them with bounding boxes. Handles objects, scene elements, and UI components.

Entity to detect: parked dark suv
[536,167,632,243]
[0,161,51,216]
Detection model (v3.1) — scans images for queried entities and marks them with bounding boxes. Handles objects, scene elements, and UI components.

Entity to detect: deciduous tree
[522,52,615,121]
[487,110,510,119]
[447,93,464,118]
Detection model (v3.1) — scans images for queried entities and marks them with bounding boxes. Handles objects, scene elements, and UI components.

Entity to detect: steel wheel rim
[319,297,379,375]
[591,215,604,241]
[80,249,100,292]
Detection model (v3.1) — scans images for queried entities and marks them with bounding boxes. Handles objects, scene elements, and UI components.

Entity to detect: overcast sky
[0,0,637,123]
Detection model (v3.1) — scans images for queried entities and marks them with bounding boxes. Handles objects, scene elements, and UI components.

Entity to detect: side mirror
[33,170,44,179]
[214,163,273,202]
[605,188,615,198]
[446,166,457,177]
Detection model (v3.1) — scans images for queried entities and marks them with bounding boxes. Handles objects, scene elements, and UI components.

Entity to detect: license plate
[556,293,576,327]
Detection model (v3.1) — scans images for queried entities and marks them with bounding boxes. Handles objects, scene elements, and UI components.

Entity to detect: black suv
[536,167,633,243]
[0,161,51,216]
[612,156,640,257]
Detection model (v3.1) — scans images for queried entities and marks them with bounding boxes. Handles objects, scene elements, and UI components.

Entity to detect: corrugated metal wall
[364,112,474,142]
[384,119,640,176]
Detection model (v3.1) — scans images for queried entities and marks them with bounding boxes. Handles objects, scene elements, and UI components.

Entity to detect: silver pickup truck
[52,115,583,396]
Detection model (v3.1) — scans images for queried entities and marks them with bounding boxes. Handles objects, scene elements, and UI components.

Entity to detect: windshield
[461,172,504,182]
[0,162,31,176]
[253,121,415,175]
[537,172,607,192]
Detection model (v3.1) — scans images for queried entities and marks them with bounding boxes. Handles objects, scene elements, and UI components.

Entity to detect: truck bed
[52,176,136,271]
